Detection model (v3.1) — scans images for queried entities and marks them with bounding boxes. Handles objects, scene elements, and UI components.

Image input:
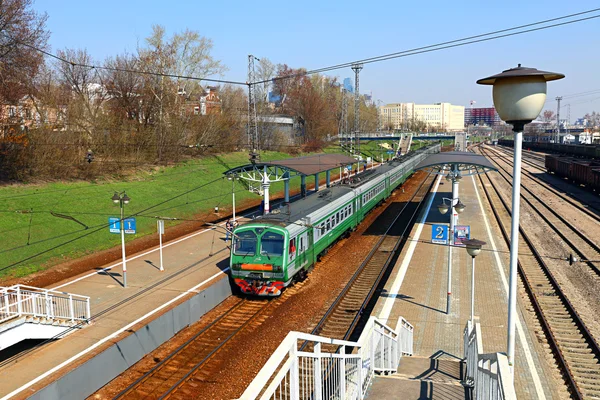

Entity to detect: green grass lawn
[0,150,342,281]
[0,140,444,282]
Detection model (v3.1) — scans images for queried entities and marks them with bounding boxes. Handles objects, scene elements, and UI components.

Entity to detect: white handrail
[0,284,91,325]
[464,320,517,400]
[240,316,411,400]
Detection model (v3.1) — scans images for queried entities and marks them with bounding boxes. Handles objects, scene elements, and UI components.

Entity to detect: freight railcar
[499,140,600,159]
[229,144,440,296]
[545,154,600,191]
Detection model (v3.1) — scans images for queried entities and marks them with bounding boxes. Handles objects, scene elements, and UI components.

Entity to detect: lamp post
[227,173,238,222]
[477,64,564,368]
[112,191,131,288]
[437,170,466,315]
[464,239,486,323]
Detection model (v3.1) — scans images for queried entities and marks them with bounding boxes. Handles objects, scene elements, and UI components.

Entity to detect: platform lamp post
[227,173,238,222]
[464,239,486,324]
[477,65,564,369]
[112,191,130,288]
[437,171,466,315]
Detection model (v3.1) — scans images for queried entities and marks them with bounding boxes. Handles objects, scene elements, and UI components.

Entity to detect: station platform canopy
[223,153,359,177]
[415,151,497,176]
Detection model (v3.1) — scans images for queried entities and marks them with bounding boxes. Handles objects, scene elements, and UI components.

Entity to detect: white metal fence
[464,320,516,400]
[240,316,413,400]
[0,284,91,325]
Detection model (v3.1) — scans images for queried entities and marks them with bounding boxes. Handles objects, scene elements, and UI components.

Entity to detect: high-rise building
[379,102,465,132]
[464,107,502,127]
[343,78,354,94]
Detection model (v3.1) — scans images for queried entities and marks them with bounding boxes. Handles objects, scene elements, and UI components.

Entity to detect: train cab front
[230,225,287,296]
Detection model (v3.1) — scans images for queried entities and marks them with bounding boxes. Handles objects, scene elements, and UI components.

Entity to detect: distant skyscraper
[343,78,354,93]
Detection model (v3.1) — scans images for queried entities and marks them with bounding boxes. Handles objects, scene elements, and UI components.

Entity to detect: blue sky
[34,0,600,120]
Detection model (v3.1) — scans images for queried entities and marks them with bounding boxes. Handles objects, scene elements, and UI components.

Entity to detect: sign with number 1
[431,224,448,245]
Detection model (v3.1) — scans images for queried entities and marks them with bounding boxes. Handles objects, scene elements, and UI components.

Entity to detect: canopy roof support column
[314,173,319,192]
[301,175,306,197]
[262,165,270,214]
[284,179,290,203]
[326,170,331,188]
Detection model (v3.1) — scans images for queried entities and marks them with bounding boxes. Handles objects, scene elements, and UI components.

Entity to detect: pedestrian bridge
[0,285,90,351]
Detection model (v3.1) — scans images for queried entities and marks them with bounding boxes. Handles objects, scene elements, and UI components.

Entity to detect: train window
[261,231,284,257]
[233,230,257,256]
[336,213,340,224]
[326,220,331,231]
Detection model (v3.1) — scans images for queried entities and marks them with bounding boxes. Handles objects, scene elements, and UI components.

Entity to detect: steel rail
[112,298,268,399]
[488,145,600,221]
[477,164,600,399]
[480,146,600,274]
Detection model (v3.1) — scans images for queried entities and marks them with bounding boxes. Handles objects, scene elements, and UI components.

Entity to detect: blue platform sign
[109,217,120,234]
[431,224,448,245]
[386,150,395,154]
[123,218,136,234]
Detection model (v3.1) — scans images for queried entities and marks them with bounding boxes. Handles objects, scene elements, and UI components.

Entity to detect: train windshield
[233,230,257,256]
[260,231,284,257]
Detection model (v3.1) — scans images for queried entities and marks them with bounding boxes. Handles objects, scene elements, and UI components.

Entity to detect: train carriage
[230,144,440,296]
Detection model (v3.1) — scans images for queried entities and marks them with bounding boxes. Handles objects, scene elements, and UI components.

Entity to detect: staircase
[398,133,413,156]
[366,355,468,399]
[0,285,91,350]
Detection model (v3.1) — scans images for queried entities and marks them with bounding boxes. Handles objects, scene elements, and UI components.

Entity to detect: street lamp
[438,167,465,315]
[477,64,564,368]
[464,239,486,324]
[112,191,131,287]
[227,173,239,222]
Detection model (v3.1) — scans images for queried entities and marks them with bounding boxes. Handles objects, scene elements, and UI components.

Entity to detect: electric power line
[257,8,600,85]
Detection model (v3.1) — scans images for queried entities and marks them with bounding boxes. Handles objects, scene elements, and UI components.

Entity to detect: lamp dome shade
[493,77,547,122]
[477,65,564,123]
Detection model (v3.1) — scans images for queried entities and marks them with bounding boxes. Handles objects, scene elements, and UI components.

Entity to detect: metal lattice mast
[248,55,260,163]
[352,63,363,157]
[341,87,348,152]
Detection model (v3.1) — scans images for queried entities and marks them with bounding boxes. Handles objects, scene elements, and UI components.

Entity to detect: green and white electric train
[230,144,440,296]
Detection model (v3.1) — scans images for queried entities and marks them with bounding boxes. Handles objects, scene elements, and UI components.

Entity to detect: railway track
[112,288,304,400]
[308,173,436,342]
[479,146,600,280]
[477,160,600,399]
[487,145,600,220]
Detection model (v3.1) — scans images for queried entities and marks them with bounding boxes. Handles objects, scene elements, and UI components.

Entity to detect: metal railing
[464,320,517,400]
[0,284,91,325]
[239,316,412,400]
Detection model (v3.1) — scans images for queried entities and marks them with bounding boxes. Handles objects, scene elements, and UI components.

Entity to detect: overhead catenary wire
[0,31,248,86]
[256,8,600,84]
[4,7,599,89]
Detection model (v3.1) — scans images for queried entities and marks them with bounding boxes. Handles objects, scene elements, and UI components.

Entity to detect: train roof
[241,155,415,228]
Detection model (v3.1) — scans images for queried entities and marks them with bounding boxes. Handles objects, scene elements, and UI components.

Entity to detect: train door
[297,231,309,269]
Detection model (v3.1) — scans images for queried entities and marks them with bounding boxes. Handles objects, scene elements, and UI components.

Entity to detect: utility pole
[555,96,562,144]
[248,55,260,163]
[566,104,570,137]
[352,63,363,158]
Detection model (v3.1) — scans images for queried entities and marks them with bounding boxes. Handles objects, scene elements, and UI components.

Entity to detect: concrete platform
[369,174,561,399]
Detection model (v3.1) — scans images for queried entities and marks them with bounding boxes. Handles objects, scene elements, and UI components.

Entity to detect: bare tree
[0,0,49,104]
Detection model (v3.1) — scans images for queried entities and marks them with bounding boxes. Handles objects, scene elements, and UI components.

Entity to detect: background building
[343,78,354,93]
[464,107,502,127]
[379,102,465,132]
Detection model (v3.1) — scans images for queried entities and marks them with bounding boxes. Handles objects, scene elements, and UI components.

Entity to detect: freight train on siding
[229,144,440,296]
[498,139,600,159]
